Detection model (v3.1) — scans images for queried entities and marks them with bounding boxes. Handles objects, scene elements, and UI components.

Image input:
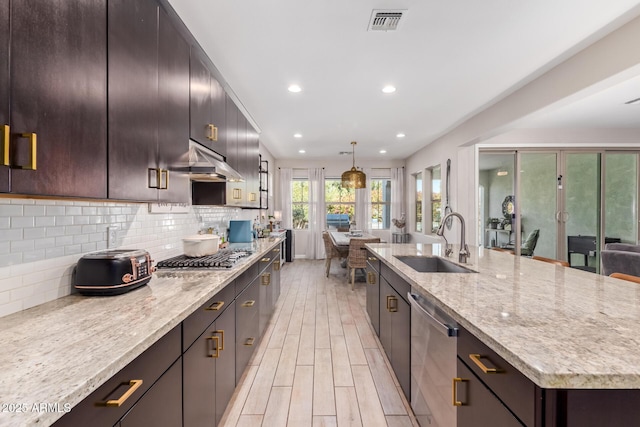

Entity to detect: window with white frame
[429,165,442,233]
[291,179,309,229]
[415,172,423,232]
[370,178,391,229]
[325,178,355,229]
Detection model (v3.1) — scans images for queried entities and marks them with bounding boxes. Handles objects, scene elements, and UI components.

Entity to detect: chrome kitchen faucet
[437,212,470,263]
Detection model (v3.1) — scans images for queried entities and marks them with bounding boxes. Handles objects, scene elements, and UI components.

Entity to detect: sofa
[601,243,640,277]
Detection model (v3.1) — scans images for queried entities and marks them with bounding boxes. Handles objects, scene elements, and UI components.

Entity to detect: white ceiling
[168,0,640,160]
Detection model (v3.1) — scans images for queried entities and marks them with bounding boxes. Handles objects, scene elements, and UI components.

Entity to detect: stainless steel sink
[394,255,477,273]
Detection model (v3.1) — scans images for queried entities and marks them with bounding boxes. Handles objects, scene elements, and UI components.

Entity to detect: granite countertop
[0,238,282,427]
[367,242,640,390]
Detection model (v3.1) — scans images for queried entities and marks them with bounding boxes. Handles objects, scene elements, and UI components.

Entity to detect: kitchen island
[0,237,283,427]
[367,242,640,425]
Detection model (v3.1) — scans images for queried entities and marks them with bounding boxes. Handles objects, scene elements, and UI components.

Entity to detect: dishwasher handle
[408,292,458,337]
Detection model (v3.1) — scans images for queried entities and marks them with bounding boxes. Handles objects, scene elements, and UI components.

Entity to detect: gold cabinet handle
[367,272,376,285]
[386,295,398,312]
[2,125,8,166]
[205,301,224,311]
[261,272,271,286]
[233,188,242,200]
[249,192,256,202]
[160,169,169,190]
[215,329,224,351]
[261,257,271,263]
[274,248,281,253]
[208,335,220,358]
[452,377,468,406]
[207,124,218,141]
[367,257,377,261]
[469,353,502,374]
[244,337,255,346]
[148,168,160,189]
[274,260,281,271]
[16,132,37,170]
[242,300,255,307]
[104,379,143,407]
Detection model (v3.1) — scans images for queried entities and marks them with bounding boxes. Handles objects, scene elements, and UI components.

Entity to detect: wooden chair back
[347,238,381,269]
[532,255,569,267]
[610,272,640,285]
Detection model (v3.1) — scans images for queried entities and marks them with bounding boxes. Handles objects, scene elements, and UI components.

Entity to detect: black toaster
[75,249,154,296]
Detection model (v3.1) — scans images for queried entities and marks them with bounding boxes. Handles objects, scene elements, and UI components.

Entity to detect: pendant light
[341,141,366,189]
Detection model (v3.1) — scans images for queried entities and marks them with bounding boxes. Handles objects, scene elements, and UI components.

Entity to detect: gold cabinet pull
[386,295,397,312]
[367,272,376,285]
[104,379,143,407]
[16,132,37,170]
[207,124,218,141]
[469,353,502,374]
[215,329,224,351]
[249,192,256,202]
[244,337,255,346]
[242,300,255,307]
[2,125,8,166]
[160,169,169,190]
[148,168,160,189]
[452,377,467,406]
[274,260,281,271]
[205,301,224,311]
[261,272,271,286]
[233,188,242,199]
[261,257,271,263]
[208,335,220,358]
[367,257,377,261]
[274,248,281,253]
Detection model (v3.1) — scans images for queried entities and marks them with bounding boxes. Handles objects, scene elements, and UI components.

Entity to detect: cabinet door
[157,7,189,203]
[119,358,182,427]
[108,0,158,201]
[227,111,246,206]
[236,278,260,383]
[0,0,9,193]
[10,0,107,197]
[365,262,380,336]
[210,76,227,158]
[245,124,260,207]
[456,358,524,427]
[183,301,236,427]
[391,290,411,400]
[259,260,274,336]
[379,277,393,361]
[225,95,238,170]
[189,51,212,148]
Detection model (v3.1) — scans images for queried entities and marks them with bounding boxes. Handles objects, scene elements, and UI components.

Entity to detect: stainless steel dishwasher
[408,291,458,427]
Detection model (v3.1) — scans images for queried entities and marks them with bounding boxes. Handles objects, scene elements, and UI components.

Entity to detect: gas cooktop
[156,248,253,269]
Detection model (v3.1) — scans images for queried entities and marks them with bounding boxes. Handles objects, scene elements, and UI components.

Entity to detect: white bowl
[182,235,220,257]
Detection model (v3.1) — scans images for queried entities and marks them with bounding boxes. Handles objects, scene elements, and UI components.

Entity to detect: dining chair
[610,272,640,285]
[322,231,346,277]
[347,237,381,290]
[532,255,569,267]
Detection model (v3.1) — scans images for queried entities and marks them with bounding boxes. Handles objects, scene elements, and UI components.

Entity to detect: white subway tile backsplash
[24,205,46,216]
[0,197,245,317]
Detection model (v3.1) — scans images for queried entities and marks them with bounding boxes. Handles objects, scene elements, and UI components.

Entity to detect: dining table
[329,230,378,250]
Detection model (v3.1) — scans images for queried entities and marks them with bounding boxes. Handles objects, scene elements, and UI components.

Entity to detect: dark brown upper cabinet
[7,0,107,198]
[108,0,189,202]
[0,0,9,193]
[157,6,190,203]
[190,49,226,158]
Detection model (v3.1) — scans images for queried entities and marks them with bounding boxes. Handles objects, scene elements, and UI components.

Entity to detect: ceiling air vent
[339,151,353,156]
[368,10,406,32]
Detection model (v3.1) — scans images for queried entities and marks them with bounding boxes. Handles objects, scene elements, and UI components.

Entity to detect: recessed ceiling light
[288,84,302,93]
[380,150,387,154]
[396,133,405,138]
[625,97,640,105]
[382,85,396,93]
[299,149,306,154]
[293,133,302,138]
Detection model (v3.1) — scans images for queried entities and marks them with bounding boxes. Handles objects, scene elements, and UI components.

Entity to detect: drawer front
[381,262,410,303]
[258,252,274,274]
[54,325,181,427]
[182,282,235,351]
[366,250,380,273]
[235,261,259,297]
[458,327,536,426]
[236,278,260,332]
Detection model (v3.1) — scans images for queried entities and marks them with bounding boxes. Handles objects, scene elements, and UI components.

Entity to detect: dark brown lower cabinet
[118,358,182,427]
[365,252,380,336]
[183,300,236,427]
[236,277,260,384]
[456,358,524,426]
[379,275,411,400]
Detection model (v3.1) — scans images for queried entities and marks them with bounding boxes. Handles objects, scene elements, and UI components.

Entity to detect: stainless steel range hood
[179,140,244,182]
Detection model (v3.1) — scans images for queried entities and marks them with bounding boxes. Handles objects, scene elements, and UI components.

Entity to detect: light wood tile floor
[220,259,418,427]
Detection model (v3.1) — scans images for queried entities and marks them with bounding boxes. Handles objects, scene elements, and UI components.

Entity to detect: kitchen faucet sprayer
[437,212,470,263]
